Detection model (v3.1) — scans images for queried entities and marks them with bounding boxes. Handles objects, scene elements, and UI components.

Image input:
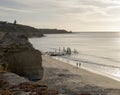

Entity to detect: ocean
[29,32,120,81]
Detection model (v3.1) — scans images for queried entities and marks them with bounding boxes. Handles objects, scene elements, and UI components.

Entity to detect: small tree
[14,20,17,24]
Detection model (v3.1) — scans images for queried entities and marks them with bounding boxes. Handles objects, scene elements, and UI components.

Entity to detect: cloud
[0,0,110,15]
[0,0,28,9]
[0,6,36,13]
[77,0,120,8]
[106,6,120,16]
[0,11,7,16]
[1,0,120,31]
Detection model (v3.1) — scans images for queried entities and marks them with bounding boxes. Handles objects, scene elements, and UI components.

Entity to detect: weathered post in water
[66,47,71,55]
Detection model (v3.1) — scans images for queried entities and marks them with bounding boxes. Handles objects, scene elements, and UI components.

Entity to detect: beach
[29,32,120,81]
[41,55,120,95]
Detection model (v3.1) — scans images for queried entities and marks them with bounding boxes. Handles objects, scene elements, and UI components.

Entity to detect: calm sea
[29,32,120,81]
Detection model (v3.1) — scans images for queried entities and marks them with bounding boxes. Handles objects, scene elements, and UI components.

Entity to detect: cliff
[0,31,59,95]
[39,29,72,34]
[0,32,43,81]
[0,21,43,38]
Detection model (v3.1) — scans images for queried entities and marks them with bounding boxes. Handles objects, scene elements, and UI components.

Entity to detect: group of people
[76,62,81,68]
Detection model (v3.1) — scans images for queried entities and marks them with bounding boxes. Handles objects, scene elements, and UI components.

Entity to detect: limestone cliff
[0,32,43,81]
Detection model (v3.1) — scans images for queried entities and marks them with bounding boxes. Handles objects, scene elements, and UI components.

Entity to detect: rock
[0,32,43,81]
[5,49,43,80]
[0,32,32,51]
[0,76,59,95]
[0,72,29,85]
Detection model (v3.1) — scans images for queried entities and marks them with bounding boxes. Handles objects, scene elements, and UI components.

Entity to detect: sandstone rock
[5,49,43,80]
[0,32,32,51]
[0,76,59,95]
[0,72,29,85]
[0,32,43,80]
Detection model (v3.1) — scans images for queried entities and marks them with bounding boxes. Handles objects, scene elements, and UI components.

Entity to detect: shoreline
[41,55,120,95]
[53,56,120,82]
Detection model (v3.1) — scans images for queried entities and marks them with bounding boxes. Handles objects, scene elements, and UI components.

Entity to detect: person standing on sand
[76,62,79,68]
[79,62,81,68]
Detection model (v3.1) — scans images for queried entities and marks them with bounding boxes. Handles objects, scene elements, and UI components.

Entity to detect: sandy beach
[41,55,120,95]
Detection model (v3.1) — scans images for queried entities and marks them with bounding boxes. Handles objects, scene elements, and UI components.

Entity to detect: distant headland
[0,21,72,38]
[39,29,72,34]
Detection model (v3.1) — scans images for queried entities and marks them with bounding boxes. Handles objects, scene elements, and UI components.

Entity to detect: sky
[1,0,120,32]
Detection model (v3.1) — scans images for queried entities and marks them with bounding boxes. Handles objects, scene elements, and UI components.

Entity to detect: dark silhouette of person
[76,62,79,68]
[79,62,81,67]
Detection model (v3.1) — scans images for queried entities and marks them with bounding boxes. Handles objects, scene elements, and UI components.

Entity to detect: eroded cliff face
[0,32,59,95]
[0,32,43,81]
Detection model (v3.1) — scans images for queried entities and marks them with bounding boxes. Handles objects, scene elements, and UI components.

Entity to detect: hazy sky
[1,0,120,31]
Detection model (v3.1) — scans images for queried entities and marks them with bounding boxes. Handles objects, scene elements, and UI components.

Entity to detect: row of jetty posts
[44,47,79,56]
[43,47,81,68]
[43,47,120,69]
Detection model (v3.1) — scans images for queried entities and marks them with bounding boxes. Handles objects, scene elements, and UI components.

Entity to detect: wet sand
[41,55,120,95]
